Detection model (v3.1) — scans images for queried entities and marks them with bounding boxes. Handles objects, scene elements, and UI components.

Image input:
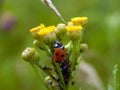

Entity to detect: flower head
[67,25,83,32]
[38,25,56,45]
[30,24,45,39]
[30,24,45,33]
[71,17,88,25]
[66,25,83,40]
[38,26,55,36]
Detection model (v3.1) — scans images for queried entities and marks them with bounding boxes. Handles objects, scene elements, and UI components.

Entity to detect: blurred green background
[0,0,120,90]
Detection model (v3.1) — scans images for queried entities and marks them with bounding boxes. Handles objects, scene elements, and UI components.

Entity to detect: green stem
[30,63,49,90]
[113,64,119,90]
[54,62,68,90]
[41,42,52,57]
[36,63,56,81]
[36,63,63,90]
[70,40,81,76]
[61,33,69,45]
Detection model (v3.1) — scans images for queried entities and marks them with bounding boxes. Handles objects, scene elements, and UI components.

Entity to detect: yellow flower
[66,25,83,32]
[30,24,45,39]
[66,25,83,40]
[30,24,45,33]
[38,26,55,36]
[38,25,56,45]
[71,17,88,25]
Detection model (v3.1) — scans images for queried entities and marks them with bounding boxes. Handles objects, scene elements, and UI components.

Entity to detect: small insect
[54,41,66,62]
[53,41,71,85]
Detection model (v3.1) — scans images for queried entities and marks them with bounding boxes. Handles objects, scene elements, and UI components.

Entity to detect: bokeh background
[0,0,120,90]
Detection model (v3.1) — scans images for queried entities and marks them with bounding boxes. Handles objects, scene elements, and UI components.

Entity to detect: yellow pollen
[66,25,83,32]
[71,17,88,25]
[30,24,45,33]
[38,26,55,36]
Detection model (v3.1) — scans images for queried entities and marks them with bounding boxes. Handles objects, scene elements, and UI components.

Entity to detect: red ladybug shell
[54,48,66,62]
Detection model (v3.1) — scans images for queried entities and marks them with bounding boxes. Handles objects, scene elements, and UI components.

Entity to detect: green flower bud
[67,21,74,26]
[55,23,66,37]
[21,47,40,63]
[45,76,56,88]
[55,23,69,44]
[33,40,40,47]
[80,43,88,53]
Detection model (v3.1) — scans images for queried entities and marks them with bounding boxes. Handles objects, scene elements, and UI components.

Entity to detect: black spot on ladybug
[61,54,64,57]
[56,53,59,56]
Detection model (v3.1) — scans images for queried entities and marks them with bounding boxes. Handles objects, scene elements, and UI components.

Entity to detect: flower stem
[113,64,119,90]
[70,40,81,76]
[36,63,57,81]
[30,63,49,90]
[36,62,65,90]
[41,42,52,57]
[54,62,68,90]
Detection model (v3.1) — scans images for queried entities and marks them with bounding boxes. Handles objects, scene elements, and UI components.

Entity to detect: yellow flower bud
[66,25,83,40]
[71,17,88,25]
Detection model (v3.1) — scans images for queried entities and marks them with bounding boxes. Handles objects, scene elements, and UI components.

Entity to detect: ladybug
[53,41,71,85]
[54,41,67,62]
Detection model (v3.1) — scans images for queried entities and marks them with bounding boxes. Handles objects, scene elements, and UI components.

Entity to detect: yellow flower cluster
[30,24,55,36]
[29,17,88,42]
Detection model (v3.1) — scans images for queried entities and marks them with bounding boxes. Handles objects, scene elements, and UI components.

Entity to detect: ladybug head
[54,41,63,48]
